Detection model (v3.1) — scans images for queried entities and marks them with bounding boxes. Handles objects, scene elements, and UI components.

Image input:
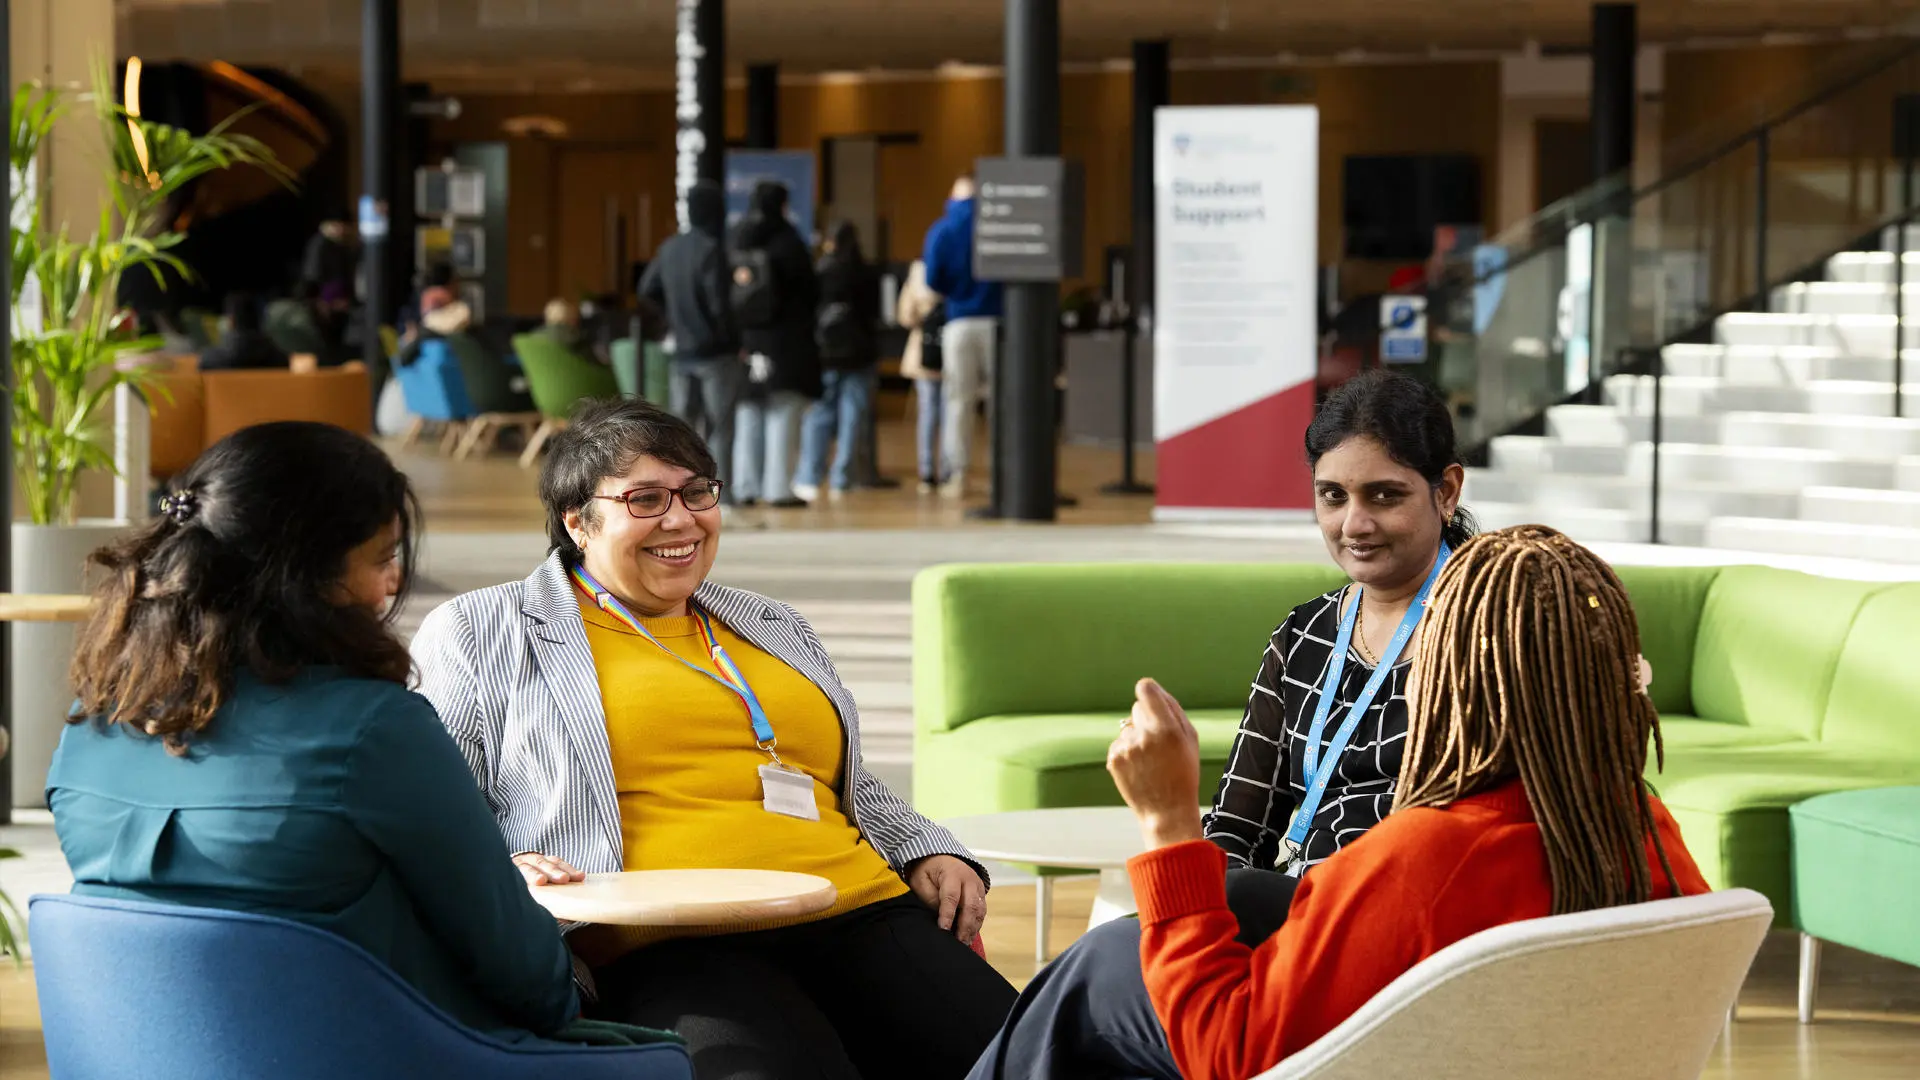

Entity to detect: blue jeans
[732,390,810,503]
[915,378,946,483]
[668,356,746,491]
[796,369,876,490]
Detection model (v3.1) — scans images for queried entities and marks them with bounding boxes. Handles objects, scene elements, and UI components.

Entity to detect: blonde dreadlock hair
[1392,525,1676,915]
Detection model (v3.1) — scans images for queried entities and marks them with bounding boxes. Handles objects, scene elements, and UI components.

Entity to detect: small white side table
[942,806,1165,962]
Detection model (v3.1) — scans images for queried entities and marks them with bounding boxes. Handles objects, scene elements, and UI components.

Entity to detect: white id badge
[759,764,820,821]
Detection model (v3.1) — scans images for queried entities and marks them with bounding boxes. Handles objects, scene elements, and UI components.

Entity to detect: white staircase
[1468,245,1920,562]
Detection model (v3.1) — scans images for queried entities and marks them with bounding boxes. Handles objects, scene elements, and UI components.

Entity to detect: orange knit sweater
[1129,780,1709,1080]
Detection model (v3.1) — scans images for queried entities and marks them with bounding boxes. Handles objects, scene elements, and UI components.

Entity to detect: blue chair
[28,894,694,1080]
[394,337,478,453]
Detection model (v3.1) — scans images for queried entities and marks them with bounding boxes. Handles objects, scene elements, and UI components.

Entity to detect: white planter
[10,520,129,809]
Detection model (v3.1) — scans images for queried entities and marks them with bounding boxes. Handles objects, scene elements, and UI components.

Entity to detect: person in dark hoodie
[728,180,821,509]
[640,179,744,492]
[921,176,1003,500]
[794,220,880,501]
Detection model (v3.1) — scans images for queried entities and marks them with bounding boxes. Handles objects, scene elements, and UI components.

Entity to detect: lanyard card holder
[759,763,820,821]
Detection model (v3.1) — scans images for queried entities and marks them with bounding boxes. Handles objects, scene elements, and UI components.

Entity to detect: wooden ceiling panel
[116,0,1920,90]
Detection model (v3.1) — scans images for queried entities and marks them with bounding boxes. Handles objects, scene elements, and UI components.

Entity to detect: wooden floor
[7,879,1920,1078]
[402,388,1163,534]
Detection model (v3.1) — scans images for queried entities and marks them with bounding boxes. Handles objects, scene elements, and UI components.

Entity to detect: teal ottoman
[1789,786,1920,1023]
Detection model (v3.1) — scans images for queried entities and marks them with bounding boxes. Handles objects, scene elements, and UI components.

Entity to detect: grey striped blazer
[410,552,984,886]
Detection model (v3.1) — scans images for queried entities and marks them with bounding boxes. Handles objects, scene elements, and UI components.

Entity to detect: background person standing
[921,175,1003,499]
[640,179,745,494]
[728,181,821,509]
[795,221,880,501]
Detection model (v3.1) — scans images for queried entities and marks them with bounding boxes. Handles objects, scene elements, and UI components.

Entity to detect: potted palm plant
[6,62,287,809]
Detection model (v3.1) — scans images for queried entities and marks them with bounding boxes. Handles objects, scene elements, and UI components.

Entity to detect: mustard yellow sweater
[572,593,908,962]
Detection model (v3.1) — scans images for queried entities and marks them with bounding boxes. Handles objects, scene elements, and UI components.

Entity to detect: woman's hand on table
[513,851,586,887]
[1109,678,1205,852]
[907,854,988,945]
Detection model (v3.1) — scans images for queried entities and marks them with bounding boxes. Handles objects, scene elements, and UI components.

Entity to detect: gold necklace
[1354,599,1379,665]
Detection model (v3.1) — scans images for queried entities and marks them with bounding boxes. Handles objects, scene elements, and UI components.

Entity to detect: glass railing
[1433,34,1920,474]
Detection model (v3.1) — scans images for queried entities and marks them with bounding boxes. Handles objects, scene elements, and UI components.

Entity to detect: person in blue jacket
[47,422,597,1044]
[921,176,1004,499]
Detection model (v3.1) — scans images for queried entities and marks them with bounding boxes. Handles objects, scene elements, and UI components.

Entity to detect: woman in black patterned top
[1204,370,1475,941]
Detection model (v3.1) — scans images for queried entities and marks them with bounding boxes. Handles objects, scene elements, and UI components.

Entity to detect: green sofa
[911,562,1920,924]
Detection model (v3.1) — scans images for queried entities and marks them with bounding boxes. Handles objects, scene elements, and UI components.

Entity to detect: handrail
[1438,33,1920,299]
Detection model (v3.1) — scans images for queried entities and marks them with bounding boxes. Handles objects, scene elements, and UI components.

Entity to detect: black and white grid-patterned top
[1203,584,1413,876]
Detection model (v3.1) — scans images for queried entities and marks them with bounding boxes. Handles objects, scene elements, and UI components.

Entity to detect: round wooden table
[526,869,839,927]
[0,593,93,623]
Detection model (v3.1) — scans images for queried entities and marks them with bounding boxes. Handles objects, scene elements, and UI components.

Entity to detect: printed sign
[1380,295,1428,363]
[1153,106,1320,517]
[972,157,1084,282]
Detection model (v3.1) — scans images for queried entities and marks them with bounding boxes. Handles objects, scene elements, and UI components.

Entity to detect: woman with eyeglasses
[412,398,1016,1080]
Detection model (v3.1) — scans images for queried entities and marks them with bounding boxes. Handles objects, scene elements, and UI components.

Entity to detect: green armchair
[512,333,620,468]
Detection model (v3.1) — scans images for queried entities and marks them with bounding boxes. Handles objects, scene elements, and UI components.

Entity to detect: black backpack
[815,301,860,361]
[918,300,947,373]
[729,248,781,329]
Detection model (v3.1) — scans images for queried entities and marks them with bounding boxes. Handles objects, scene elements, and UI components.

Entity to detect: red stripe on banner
[1157,382,1317,511]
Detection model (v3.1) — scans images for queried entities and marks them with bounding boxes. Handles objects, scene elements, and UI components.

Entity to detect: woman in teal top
[47,422,580,1041]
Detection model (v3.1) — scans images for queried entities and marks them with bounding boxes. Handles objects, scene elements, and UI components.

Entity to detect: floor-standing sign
[1153,106,1319,518]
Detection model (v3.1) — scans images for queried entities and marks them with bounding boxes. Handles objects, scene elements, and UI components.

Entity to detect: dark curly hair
[70,422,421,754]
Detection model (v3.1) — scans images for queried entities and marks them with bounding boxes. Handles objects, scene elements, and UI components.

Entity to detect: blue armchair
[28,894,694,1080]
[394,337,478,453]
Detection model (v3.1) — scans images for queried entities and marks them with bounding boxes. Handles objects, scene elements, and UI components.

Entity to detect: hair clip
[1587,595,1600,609]
[159,490,199,525]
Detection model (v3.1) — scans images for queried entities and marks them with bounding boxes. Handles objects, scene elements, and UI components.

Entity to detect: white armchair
[1255,888,1772,1080]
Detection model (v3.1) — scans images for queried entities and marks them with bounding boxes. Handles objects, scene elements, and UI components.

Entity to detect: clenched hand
[1108,678,1205,851]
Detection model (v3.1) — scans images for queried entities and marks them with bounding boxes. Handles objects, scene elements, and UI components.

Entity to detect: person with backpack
[794,221,880,501]
[897,258,948,493]
[640,179,744,494]
[728,180,821,508]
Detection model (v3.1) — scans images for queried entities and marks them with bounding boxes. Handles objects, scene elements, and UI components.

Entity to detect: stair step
[1718,412,1920,457]
[1799,486,1920,529]
[1879,223,1920,253]
[1659,343,1900,385]
[1606,374,1920,418]
[1826,250,1920,284]
[1628,443,1898,489]
[1468,502,1655,544]
[1715,312,1918,353]
[1705,517,1920,564]
[1465,470,1801,520]
[1772,281,1920,317]
[1545,405,1720,446]
[1487,436,1629,476]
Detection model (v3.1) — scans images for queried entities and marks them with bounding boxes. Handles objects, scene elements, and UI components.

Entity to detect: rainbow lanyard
[569,563,782,764]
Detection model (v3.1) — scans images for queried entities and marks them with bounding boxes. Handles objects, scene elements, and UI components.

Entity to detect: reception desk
[1062,330,1153,449]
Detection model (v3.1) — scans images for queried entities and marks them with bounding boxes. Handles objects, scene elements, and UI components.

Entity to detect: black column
[1591,3,1636,183]
[361,0,400,367]
[746,63,778,150]
[675,0,726,231]
[1000,0,1061,521]
[1106,38,1168,496]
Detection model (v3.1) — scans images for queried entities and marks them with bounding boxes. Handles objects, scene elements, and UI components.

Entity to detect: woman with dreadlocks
[965,526,1708,1080]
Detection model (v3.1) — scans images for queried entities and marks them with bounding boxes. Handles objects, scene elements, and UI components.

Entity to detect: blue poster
[725,151,817,242]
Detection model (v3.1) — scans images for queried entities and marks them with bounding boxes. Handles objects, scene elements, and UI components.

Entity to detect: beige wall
[14,0,115,522]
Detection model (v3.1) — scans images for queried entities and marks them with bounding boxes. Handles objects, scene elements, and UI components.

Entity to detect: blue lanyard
[571,564,780,754]
[1285,544,1451,851]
